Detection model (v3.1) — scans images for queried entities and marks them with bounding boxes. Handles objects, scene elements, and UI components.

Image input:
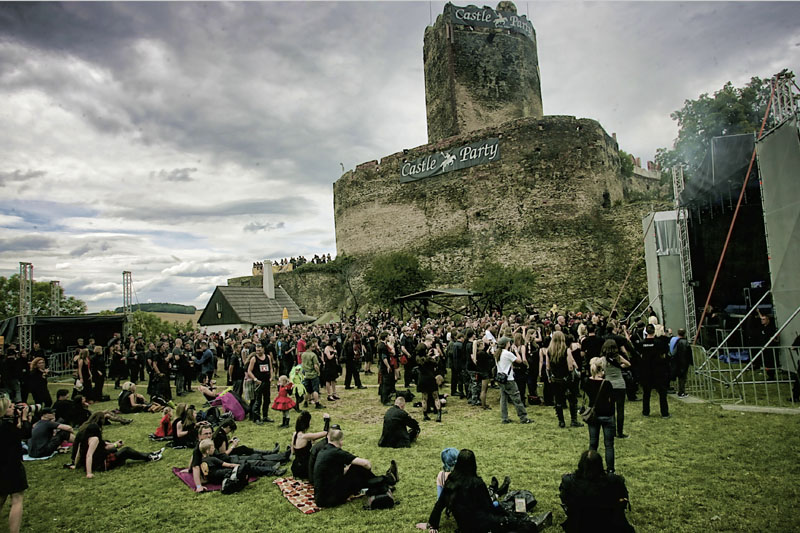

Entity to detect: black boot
[423,413,431,421]
[556,406,566,428]
[497,475,511,496]
[436,410,442,423]
[490,476,499,493]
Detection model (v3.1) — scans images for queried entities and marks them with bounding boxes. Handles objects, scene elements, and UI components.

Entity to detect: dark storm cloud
[150,167,197,182]
[109,197,308,223]
[0,2,430,186]
[0,169,46,186]
[2,235,57,252]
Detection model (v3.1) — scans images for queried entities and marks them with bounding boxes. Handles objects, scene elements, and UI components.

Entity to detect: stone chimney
[263,259,275,299]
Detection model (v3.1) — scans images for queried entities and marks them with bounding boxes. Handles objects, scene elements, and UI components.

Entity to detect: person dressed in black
[584,357,617,472]
[0,397,27,533]
[27,357,52,407]
[417,335,442,422]
[426,449,539,533]
[448,331,466,398]
[89,346,106,402]
[343,331,366,390]
[378,397,420,448]
[313,428,398,508]
[247,346,274,424]
[378,332,397,406]
[639,325,670,418]
[290,410,330,480]
[559,449,634,532]
[73,412,163,478]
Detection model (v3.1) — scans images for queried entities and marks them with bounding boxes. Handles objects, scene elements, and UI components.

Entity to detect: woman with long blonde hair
[546,331,581,428]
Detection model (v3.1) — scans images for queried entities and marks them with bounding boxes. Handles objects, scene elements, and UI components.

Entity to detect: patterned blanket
[272,476,321,514]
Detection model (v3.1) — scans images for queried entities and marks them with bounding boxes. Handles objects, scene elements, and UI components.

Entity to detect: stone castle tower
[424,1,543,143]
[332,2,654,309]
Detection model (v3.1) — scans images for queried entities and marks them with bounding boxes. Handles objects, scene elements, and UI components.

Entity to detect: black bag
[494,369,509,384]
[579,381,606,424]
[221,465,249,494]
[363,489,395,510]
[396,389,415,402]
[499,489,538,514]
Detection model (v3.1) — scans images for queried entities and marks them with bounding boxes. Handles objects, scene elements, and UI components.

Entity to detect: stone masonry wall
[424,3,543,143]
[333,115,658,309]
[227,272,343,318]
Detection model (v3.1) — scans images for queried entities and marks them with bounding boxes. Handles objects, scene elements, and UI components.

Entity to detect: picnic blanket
[273,476,321,514]
[23,451,57,461]
[172,467,258,492]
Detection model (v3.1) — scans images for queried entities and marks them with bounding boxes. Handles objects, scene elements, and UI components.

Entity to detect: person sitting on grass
[196,438,247,489]
[290,410,330,480]
[378,396,420,448]
[559,449,634,532]
[73,412,163,478]
[172,403,198,448]
[312,427,398,508]
[26,408,74,458]
[426,449,549,533]
[118,382,162,414]
[436,447,458,499]
[191,430,286,492]
[150,407,173,440]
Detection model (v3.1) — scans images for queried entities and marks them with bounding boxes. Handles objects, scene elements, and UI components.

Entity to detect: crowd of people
[0,304,736,532]
[267,253,334,269]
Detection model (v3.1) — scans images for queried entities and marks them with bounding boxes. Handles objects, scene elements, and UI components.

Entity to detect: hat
[441,447,459,472]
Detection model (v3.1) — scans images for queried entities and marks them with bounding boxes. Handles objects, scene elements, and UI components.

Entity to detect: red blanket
[272,476,321,514]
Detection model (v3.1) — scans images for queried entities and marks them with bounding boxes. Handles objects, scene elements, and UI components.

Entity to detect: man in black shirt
[313,428,398,508]
[378,397,420,448]
[639,325,670,418]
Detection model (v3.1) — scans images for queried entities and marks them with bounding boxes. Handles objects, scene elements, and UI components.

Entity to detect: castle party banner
[449,4,535,40]
[399,137,500,183]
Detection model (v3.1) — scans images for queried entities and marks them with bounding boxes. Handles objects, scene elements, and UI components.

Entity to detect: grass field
[10,370,800,533]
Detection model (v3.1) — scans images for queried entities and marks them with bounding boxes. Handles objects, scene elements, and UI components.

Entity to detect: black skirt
[0,462,28,495]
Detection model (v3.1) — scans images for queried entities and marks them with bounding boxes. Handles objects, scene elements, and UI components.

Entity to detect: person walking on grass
[495,338,533,425]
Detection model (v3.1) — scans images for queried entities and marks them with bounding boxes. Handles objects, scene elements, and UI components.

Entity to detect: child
[271,375,296,427]
[289,365,305,411]
[151,407,173,440]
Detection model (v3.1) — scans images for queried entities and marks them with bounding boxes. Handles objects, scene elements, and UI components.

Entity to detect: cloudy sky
[1,1,798,312]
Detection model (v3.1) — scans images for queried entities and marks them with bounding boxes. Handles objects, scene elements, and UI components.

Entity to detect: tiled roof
[217,286,315,325]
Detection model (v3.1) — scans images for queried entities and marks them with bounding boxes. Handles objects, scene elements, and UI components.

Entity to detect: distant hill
[113,303,197,314]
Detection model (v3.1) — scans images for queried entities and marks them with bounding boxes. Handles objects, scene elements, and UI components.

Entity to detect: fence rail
[687,344,799,408]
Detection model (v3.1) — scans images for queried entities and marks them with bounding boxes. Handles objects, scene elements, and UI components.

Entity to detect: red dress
[271,384,296,412]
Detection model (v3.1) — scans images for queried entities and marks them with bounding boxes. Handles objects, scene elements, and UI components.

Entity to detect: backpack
[363,489,395,510]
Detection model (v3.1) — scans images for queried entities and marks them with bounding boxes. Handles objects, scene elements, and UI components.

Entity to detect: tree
[619,149,634,178]
[655,77,773,175]
[472,261,537,314]
[127,310,194,343]
[0,274,87,320]
[363,251,433,307]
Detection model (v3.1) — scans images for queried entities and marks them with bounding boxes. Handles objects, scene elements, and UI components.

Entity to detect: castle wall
[424,3,543,143]
[333,115,659,308]
[228,272,343,318]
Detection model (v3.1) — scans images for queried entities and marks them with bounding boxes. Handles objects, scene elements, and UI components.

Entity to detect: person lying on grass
[194,438,287,492]
[212,418,283,457]
[72,412,163,478]
[189,425,286,492]
[118,382,162,414]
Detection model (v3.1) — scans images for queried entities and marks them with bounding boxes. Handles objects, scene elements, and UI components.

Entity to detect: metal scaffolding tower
[50,280,61,316]
[18,262,33,351]
[672,167,697,339]
[122,271,133,336]
[771,70,798,126]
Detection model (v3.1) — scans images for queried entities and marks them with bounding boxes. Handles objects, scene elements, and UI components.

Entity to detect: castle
[331,2,663,311]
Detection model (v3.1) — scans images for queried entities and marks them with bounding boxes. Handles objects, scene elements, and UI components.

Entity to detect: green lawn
[11,373,800,533]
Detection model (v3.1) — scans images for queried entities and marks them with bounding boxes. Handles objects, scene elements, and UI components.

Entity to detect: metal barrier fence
[47,351,76,378]
[687,344,799,408]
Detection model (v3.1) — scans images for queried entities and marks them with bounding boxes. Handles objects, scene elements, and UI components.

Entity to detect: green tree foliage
[0,274,87,320]
[472,261,537,314]
[127,310,194,343]
[364,251,432,307]
[655,77,772,175]
[112,303,196,314]
[619,149,634,178]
